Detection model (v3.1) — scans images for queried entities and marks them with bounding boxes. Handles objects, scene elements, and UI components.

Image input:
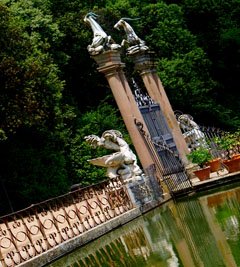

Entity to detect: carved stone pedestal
[125,173,163,207]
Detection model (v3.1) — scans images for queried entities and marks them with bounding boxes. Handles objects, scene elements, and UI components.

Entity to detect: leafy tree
[0,1,64,138]
[0,1,70,214]
[48,1,109,112]
[139,2,239,128]
[179,0,240,129]
[0,129,69,213]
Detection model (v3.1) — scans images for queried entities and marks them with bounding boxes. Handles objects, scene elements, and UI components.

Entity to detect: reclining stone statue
[84,130,143,181]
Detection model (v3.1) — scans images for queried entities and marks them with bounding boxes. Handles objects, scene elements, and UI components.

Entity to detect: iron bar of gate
[0,177,133,267]
[135,119,193,197]
[153,141,193,194]
[134,119,164,180]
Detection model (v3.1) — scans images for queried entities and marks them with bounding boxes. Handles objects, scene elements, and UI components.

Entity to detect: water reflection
[48,183,240,267]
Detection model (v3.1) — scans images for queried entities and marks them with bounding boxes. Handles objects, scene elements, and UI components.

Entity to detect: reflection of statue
[114,18,149,55]
[85,130,143,181]
[178,114,208,150]
[84,12,120,55]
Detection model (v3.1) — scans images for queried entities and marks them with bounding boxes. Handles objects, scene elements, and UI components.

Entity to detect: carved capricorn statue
[114,18,149,54]
[84,12,120,55]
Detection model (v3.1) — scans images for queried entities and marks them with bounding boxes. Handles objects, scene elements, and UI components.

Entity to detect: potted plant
[214,132,236,159]
[231,130,240,158]
[214,131,240,173]
[187,147,212,181]
[206,157,222,173]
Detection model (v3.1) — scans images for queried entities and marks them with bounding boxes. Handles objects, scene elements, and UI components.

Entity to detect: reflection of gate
[135,120,193,197]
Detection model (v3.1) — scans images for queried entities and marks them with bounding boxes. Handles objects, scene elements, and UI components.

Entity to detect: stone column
[131,51,189,165]
[91,50,154,170]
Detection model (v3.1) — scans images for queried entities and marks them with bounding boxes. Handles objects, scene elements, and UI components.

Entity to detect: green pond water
[47,181,240,267]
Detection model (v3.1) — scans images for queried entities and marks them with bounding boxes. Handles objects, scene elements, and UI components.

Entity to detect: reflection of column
[166,202,200,267]
[141,207,196,267]
[131,51,189,165]
[123,227,150,256]
[176,198,227,266]
[199,196,237,267]
[92,50,154,171]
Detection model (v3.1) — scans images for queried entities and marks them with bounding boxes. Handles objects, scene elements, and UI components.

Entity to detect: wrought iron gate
[132,80,193,196]
[140,104,177,153]
[136,120,193,197]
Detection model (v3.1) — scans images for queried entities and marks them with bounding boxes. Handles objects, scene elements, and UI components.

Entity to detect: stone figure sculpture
[84,130,143,181]
[84,12,120,55]
[114,18,149,55]
[178,114,208,150]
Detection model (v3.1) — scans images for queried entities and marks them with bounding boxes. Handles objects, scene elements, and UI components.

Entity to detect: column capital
[91,50,125,77]
[130,51,157,73]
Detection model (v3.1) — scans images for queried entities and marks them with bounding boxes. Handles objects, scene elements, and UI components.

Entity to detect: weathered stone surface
[18,208,141,267]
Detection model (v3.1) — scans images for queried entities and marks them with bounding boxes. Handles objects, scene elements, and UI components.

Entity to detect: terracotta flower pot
[223,157,240,173]
[231,154,240,160]
[207,158,221,172]
[194,166,211,181]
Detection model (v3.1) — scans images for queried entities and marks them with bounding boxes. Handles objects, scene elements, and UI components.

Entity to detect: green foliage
[214,130,240,158]
[139,2,238,128]
[0,129,69,212]
[0,0,74,214]
[0,1,64,138]
[141,3,196,57]
[179,0,240,129]
[214,134,236,151]
[157,48,215,106]
[187,147,212,168]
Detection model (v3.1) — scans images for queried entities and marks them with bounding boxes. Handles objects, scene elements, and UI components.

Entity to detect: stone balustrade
[0,177,133,267]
